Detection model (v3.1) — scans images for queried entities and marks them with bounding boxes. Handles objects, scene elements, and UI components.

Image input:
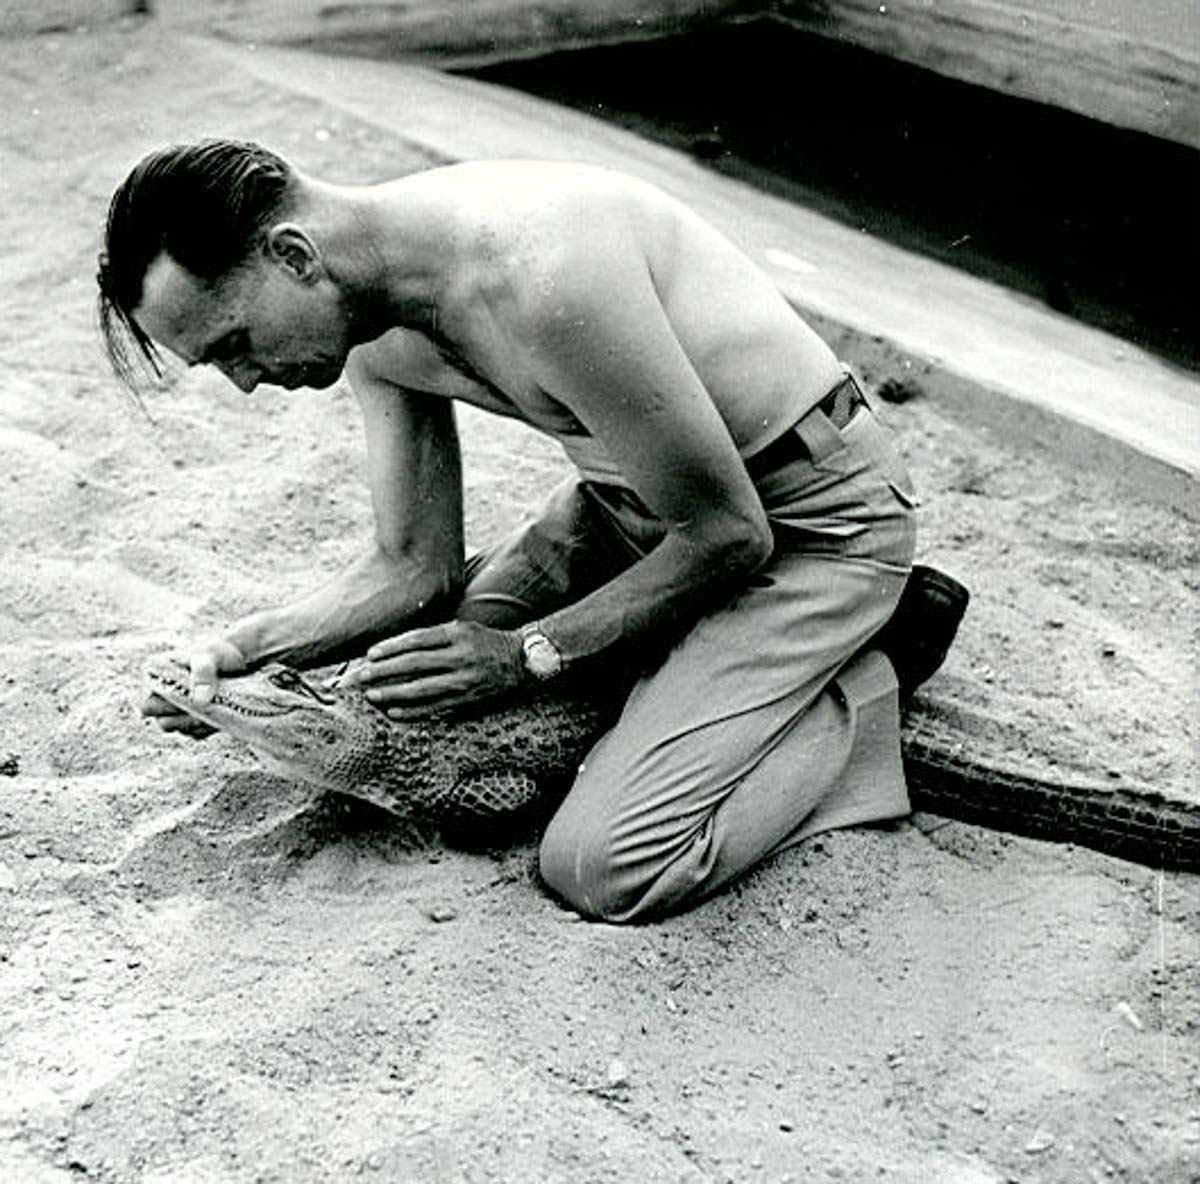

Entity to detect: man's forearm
[224,545,463,671]
[531,521,770,670]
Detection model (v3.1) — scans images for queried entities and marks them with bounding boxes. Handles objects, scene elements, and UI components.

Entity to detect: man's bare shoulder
[386,159,652,201]
[347,329,447,392]
[386,161,674,253]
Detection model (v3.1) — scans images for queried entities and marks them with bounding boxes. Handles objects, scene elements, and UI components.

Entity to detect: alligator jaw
[145,658,302,721]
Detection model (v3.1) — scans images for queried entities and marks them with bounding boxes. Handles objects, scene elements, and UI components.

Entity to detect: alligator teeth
[148,675,296,719]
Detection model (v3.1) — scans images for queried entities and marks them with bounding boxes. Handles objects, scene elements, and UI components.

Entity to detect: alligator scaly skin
[145,656,1199,870]
[144,656,618,832]
[901,711,1200,873]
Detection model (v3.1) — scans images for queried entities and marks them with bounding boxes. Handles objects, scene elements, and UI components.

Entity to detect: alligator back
[377,691,619,830]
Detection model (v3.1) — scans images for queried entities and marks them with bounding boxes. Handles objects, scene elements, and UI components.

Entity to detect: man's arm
[225,353,465,670]
[354,225,774,713]
[518,232,773,664]
[149,348,465,725]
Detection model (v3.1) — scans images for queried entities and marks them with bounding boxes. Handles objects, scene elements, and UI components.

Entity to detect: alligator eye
[266,666,339,705]
[271,668,320,696]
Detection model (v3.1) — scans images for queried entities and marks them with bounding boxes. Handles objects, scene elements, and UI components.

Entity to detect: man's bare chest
[402,326,586,437]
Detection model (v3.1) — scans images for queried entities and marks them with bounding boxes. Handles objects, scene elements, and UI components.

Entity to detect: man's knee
[538,810,640,923]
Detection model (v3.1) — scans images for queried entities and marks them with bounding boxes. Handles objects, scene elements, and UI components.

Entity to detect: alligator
[144,655,620,836]
[144,655,1200,871]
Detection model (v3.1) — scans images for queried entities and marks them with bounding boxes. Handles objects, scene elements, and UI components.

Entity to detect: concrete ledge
[158,0,1200,148]
[770,0,1200,150]
[0,0,138,36]
[196,37,1200,518]
[802,311,1200,523]
[156,0,737,60]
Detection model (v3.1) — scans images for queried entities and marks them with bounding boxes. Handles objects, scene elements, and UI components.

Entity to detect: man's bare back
[351,160,843,454]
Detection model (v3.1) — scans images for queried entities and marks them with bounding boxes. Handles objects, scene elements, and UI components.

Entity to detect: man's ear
[263,223,320,282]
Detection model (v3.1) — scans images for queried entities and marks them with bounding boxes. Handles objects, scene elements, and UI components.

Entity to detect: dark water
[460,18,1199,372]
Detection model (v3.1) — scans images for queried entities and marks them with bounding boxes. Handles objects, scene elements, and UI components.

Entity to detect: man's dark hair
[97,138,294,390]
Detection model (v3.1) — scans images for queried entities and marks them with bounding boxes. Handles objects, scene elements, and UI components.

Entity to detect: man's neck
[292,173,450,346]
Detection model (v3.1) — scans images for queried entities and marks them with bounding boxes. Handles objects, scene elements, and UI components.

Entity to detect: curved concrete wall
[147,0,1197,146]
[0,0,140,36]
[771,0,1199,150]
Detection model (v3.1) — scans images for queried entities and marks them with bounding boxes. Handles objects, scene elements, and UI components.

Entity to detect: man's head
[98,138,350,395]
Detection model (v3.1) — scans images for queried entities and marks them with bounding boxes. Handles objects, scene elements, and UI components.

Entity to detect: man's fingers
[356,649,459,686]
[367,672,467,708]
[185,639,247,703]
[384,702,453,722]
[142,696,216,737]
[141,692,182,718]
[382,677,504,720]
[347,622,516,712]
[352,625,464,686]
[142,639,244,741]
[366,624,454,661]
[159,715,218,739]
[188,650,220,704]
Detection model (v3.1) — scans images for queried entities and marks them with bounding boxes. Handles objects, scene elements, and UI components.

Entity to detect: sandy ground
[1,19,1198,1184]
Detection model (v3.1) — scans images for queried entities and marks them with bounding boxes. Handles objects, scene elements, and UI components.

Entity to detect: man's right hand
[141,639,248,738]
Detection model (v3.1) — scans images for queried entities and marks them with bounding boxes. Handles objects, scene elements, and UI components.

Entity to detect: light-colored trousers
[460,388,917,921]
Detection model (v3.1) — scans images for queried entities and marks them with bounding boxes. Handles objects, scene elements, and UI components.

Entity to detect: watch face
[522,630,562,679]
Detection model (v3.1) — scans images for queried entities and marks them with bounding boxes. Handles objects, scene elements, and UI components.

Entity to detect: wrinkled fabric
[462,389,917,921]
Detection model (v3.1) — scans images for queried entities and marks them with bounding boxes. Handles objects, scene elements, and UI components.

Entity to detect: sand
[1,18,1197,1184]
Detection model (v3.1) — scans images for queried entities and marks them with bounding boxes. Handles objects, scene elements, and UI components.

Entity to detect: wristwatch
[518,623,564,681]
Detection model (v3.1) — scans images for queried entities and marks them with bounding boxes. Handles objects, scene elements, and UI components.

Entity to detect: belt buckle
[824,377,863,431]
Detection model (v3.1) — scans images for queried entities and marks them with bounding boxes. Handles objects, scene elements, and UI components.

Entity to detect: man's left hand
[345,621,525,717]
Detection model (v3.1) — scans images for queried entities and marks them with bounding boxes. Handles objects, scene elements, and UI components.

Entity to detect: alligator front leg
[411,771,561,849]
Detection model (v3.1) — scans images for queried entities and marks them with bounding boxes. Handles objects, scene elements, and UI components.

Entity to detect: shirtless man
[98,140,967,921]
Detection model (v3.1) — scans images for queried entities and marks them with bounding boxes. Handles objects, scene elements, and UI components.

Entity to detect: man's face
[133,250,348,393]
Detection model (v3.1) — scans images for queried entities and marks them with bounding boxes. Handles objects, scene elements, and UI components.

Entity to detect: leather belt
[819,375,865,431]
[744,376,865,479]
